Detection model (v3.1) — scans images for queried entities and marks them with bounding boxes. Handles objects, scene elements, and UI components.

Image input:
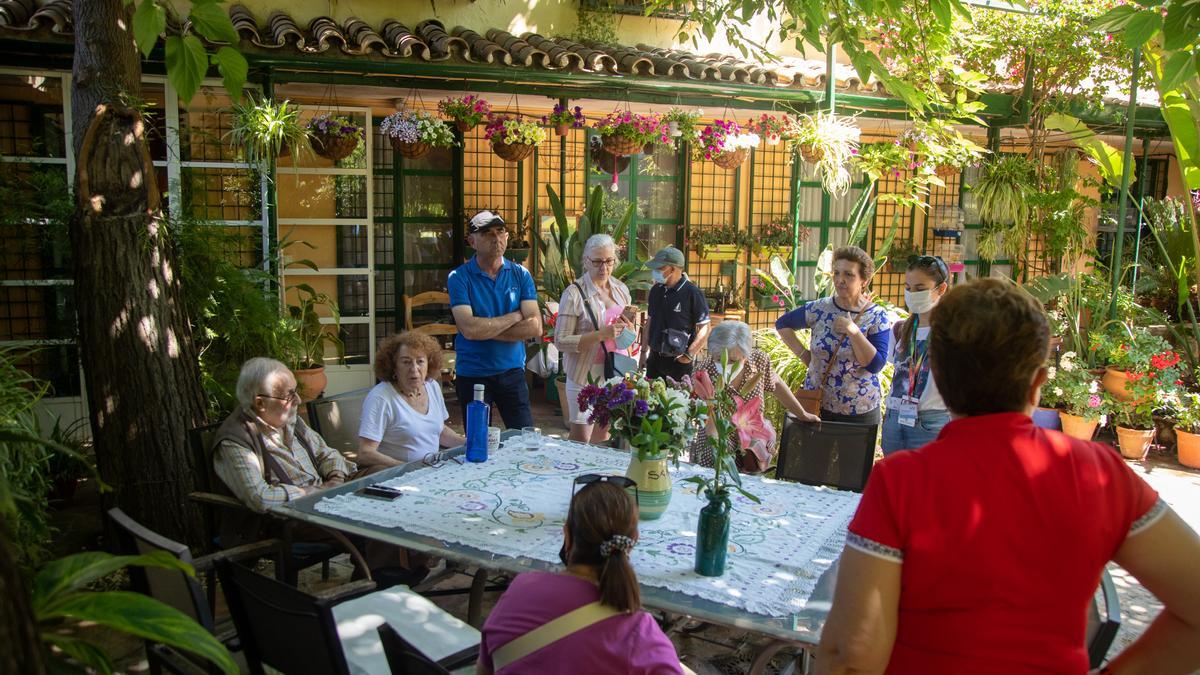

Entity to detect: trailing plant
[788,113,861,196]
[306,113,363,141]
[746,113,791,145]
[904,119,986,173]
[663,108,702,147]
[971,154,1037,228]
[437,95,491,128]
[544,103,585,129]
[226,98,310,167]
[696,119,760,161]
[1027,150,1095,267]
[854,141,911,182]
[594,111,668,147]
[484,116,548,146]
[379,110,457,147]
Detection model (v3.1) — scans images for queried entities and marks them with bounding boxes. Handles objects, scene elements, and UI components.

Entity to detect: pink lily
[692,368,716,400]
[732,396,776,453]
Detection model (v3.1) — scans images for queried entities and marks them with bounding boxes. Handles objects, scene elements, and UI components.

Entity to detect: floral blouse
[776,297,892,416]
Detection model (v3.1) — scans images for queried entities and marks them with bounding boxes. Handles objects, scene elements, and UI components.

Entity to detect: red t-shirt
[848,413,1164,674]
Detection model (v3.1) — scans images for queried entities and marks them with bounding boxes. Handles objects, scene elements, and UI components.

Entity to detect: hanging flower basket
[595,111,667,157]
[935,163,959,178]
[712,148,749,170]
[492,140,536,163]
[438,95,491,134]
[555,123,571,136]
[455,120,475,133]
[544,103,585,138]
[391,138,430,159]
[602,134,645,156]
[310,131,359,161]
[589,137,631,175]
[798,143,823,164]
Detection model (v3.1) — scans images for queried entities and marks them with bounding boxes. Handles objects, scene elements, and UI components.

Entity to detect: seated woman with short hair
[357,332,465,468]
[816,278,1200,674]
[477,480,684,674]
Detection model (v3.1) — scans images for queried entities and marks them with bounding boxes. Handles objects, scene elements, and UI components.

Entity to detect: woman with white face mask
[880,255,951,455]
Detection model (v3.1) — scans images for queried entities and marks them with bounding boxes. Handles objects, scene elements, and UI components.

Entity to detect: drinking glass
[522,426,540,449]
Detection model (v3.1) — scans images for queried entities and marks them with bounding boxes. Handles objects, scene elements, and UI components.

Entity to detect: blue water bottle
[465,384,489,463]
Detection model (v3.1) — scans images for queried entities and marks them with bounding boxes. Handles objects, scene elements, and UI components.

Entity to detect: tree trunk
[71,0,208,547]
[0,519,46,674]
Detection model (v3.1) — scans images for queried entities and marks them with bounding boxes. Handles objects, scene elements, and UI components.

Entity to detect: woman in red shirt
[817,278,1200,674]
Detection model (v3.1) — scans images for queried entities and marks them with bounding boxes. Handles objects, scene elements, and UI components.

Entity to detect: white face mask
[651,270,666,285]
[904,288,937,315]
[714,360,745,382]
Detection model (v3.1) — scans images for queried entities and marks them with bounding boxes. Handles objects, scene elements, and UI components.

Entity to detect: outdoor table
[272,432,859,673]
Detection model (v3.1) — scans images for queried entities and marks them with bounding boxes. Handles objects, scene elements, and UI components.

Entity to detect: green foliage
[541,184,643,304]
[32,551,237,674]
[1168,390,1200,433]
[226,97,311,168]
[789,113,861,196]
[688,223,754,258]
[1043,114,1125,187]
[0,349,58,566]
[284,283,345,371]
[681,352,758,504]
[1043,352,1107,419]
[1136,196,1195,320]
[970,154,1036,228]
[128,0,248,104]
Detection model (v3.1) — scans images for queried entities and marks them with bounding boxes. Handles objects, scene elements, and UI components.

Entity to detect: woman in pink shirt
[477,480,683,674]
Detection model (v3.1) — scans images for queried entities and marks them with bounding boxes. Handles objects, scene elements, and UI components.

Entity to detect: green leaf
[1163,1,1200,50]
[132,0,166,59]
[211,47,247,104]
[1088,5,1137,32]
[165,35,208,105]
[930,0,952,29]
[33,551,193,611]
[1043,113,1124,187]
[1159,51,1195,92]
[41,592,237,674]
[42,634,113,675]
[1124,10,1163,49]
[188,0,240,45]
[1158,89,1200,189]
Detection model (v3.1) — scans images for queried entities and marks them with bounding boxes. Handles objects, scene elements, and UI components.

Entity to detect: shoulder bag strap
[574,281,609,359]
[491,601,622,671]
[818,306,871,389]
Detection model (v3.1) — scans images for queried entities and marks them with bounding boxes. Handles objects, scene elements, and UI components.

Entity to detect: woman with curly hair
[357,331,465,467]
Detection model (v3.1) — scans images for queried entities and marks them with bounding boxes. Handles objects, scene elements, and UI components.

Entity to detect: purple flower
[634,399,649,417]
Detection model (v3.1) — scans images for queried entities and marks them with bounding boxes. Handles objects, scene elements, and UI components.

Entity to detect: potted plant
[663,107,702,147]
[284,283,346,401]
[544,103,585,136]
[484,115,546,163]
[685,358,762,577]
[786,112,860,195]
[380,110,457,160]
[970,154,1036,227]
[1048,353,1107,440]
[853,140,912,182]
[1090,328,1173,402]
[306,113,363,161]
[594,111,667,156]
[904,119,985,178]
[884,238,921,273]
[576,374,705,521]
[1113,377,1160,460]
[1169,390,1200,469]
[746,113,790,146]
[437,94,490,133]
[697,119,759,170]
[226,97,311,166]
[754,217,803,259]
[689,223,749,261]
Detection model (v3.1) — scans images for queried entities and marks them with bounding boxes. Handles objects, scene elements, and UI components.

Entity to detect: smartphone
[357,485,403,500]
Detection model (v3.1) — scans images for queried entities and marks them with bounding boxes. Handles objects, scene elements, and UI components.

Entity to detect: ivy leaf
[132,0,166,58]
[1123,10,1163,49]
[188,0,241,45]
[211,47,247,103]
[165,34,208,105]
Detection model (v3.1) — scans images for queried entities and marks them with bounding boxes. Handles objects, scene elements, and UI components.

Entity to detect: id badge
[897,396,919,428]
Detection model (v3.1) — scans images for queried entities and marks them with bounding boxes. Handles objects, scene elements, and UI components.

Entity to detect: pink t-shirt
[480,572,683,674]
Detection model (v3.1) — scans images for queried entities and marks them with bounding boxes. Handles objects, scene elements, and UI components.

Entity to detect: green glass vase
[694,489,732,577]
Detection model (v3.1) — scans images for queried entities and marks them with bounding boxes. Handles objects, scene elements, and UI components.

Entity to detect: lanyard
[906,315,926,398]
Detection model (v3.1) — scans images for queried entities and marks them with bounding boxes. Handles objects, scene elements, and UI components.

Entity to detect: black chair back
[776,415,877,492]
[108,507,212,629]
[306,387,372,456]
[1086,569,1121,668]
[378,623,450,675]
[215,558,351,675]
[188,421,224,496]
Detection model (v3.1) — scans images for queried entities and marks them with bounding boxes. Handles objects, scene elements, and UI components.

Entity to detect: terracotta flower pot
[1102,367,1145,403]
[1115,426,1154,460]
[294,366,327,402]
[1059,412,1098,441]
[554,123,570,136]
[1176,428,1200,469]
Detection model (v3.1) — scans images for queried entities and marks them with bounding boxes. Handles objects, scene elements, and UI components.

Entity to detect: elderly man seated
[212,356,427,585]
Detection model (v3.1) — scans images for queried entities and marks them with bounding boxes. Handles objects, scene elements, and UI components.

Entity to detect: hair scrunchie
[599,534,635,557]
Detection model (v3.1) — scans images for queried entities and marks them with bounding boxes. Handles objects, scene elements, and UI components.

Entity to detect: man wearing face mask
[640,246,711,382]
[880,255,951,455]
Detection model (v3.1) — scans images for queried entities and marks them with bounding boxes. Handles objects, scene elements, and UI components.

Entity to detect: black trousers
[454,367,534,429]
[646,350,694,382]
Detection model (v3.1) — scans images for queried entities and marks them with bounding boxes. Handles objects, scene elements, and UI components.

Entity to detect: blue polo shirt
[447,256,538,377]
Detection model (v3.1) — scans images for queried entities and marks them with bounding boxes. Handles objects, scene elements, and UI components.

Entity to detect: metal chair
[775,414,878,492]
[378,623,478,675]
[404,290,457,384]
[306,386,372,457]
[107,507,278,675]
[1086,569,1122,668]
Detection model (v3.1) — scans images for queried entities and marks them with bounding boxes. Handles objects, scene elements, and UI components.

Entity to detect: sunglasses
[571,474,638,502]
[909,255,949,281]
[421,451,464,468]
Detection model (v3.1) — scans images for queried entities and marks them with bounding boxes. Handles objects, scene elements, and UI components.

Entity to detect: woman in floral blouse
[775,246,892,440]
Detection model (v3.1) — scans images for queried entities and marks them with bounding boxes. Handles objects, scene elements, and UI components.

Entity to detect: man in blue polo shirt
[448,210,542,428]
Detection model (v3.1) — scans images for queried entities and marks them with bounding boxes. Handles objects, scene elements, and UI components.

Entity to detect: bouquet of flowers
[544,103,585,134]
[437,94,490,131]
[379,110,457,147]
[577,373,705,461]
[685,358,761,502]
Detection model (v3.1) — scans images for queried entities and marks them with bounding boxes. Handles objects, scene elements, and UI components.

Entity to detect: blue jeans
[881,408,950,456]
[454,367,533,430]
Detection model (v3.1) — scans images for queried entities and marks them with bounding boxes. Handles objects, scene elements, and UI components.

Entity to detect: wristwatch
[676,352,694,363]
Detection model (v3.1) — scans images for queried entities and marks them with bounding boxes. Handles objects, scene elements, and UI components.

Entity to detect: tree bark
[0,518,46,674]
[71,0,209,547]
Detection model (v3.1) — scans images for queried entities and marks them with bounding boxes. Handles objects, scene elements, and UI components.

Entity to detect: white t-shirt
[358,379,449,463]
[886,324,946,411]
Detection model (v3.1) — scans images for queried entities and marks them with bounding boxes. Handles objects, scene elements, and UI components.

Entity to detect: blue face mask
[652,270,666,285]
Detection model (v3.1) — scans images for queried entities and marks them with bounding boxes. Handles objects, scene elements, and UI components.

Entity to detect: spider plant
[788,113,861,197]
[970,154,1036,227]
[226,97,311,168]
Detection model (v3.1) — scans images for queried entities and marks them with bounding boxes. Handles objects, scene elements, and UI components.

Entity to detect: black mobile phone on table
[357,485,403,500]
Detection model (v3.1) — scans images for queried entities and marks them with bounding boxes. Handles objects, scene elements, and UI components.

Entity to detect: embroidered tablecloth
[314,437,859,618]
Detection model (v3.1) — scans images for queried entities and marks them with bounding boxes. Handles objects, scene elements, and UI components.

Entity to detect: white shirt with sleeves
[358,379,448,463]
